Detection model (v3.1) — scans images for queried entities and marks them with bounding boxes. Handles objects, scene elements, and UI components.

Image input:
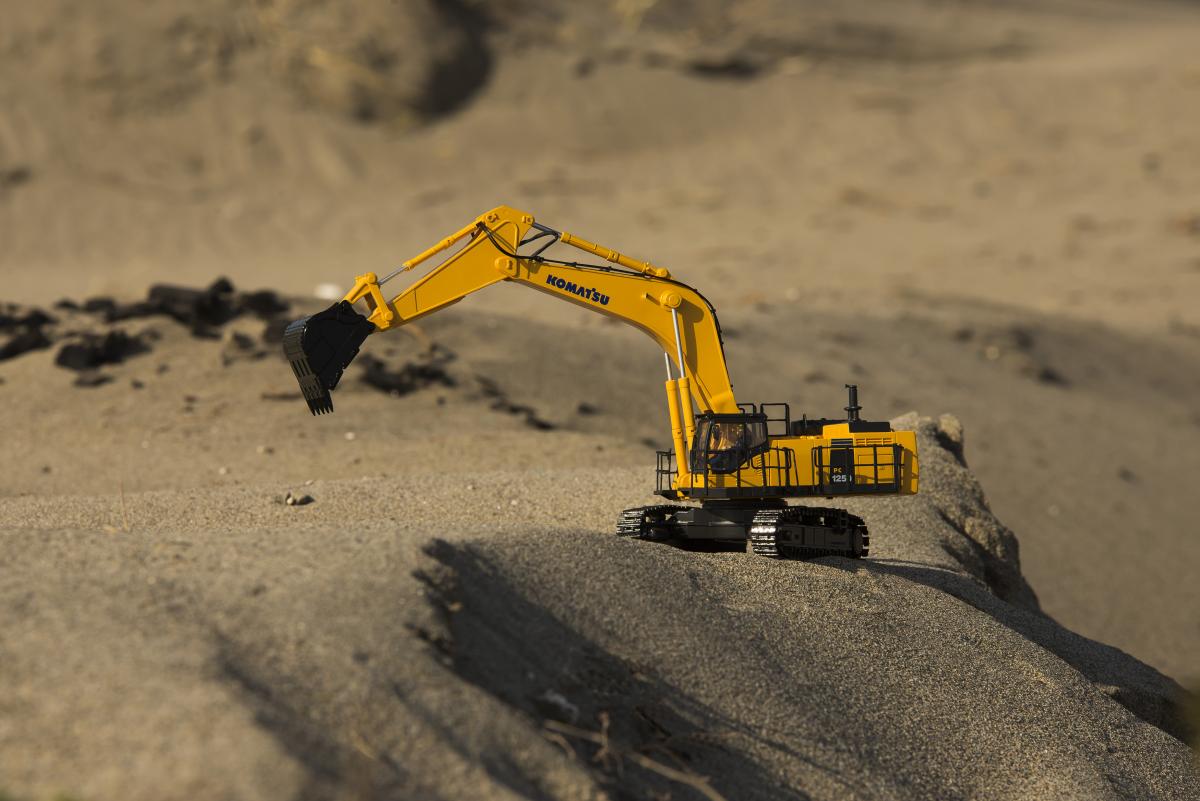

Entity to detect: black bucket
[282,301,375,414]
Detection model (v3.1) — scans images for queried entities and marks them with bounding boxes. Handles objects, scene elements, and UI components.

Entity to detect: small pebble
[256,444,274,455]
[285,491,314,506]
[218,466,229,476]
[510,499,519,507]
[344,431,356,441]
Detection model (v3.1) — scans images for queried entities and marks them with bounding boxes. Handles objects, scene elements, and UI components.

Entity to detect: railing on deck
[656,446,796,495]
[811,443,902,495]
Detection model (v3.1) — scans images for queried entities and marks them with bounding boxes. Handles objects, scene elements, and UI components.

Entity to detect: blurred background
[1,0,1198,700]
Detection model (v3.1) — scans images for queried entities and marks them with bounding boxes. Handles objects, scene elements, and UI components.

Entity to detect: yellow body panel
[672,428,919,499]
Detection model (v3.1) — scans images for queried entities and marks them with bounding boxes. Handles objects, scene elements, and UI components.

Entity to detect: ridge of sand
[0,415,1195,800]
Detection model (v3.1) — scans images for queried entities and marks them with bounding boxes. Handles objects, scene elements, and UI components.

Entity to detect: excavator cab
[689,413,770,474]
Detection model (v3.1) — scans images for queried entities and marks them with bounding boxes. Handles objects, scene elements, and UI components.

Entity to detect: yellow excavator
[283,206,918,558]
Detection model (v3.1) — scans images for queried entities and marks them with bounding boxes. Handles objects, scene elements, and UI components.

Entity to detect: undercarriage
[616,502,869,559]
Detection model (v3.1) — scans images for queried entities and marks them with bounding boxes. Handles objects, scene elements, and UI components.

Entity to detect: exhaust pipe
[282,301,375,414]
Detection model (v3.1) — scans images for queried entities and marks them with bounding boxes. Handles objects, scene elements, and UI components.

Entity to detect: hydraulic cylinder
[665,379,690,483]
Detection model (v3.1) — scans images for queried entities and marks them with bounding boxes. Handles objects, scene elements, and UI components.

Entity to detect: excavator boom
[284,206,738,415]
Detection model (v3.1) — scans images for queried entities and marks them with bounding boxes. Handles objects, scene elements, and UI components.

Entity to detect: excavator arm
[283,206,739,421]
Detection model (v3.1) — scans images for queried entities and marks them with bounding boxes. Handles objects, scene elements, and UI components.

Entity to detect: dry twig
[103,480,132,534]
[543,718,728,801]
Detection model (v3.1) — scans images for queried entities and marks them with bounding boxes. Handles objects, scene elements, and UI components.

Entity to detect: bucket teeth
[281,301,375,415]
[283,319,334,415]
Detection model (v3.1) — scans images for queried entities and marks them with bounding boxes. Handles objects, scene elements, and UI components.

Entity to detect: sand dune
[1,411,1195,800]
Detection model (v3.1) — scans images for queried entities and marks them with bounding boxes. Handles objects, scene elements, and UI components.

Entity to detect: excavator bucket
[282,301,375,414]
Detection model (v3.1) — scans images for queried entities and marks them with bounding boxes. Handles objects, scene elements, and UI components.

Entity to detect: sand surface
[1,414,1196,800]
[1,0,1199,797]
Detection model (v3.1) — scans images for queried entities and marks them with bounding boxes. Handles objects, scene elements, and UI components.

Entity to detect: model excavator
[283,206,918,558]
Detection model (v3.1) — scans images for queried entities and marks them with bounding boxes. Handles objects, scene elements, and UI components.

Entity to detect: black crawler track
[615,505,687,541]
[749,506,868,559]
[616,503,869,559]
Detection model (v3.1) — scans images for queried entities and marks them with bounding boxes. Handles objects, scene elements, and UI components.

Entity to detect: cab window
[690,417,768,474]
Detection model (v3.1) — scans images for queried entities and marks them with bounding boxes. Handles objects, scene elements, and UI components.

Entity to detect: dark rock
[260,318,291,345]
[225,331,257,351]
[71,296,159,323]
[104,301,162,322]
[576,402,598,415]
[688,54,763,79]
[83,297,117,314]
[221,331,265,366]
[0,329,52,361]
[21,309,54,329]
[1009,325,1036,352]
[1035,366,1068,386]
[0,307,55,333]
[55,331,150,371]
[360,351,456,396]
[147,276,241,333]
[474,374,556,431]
[60,281,290,335]
[239,290,289,319]
[0,165,31,188]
